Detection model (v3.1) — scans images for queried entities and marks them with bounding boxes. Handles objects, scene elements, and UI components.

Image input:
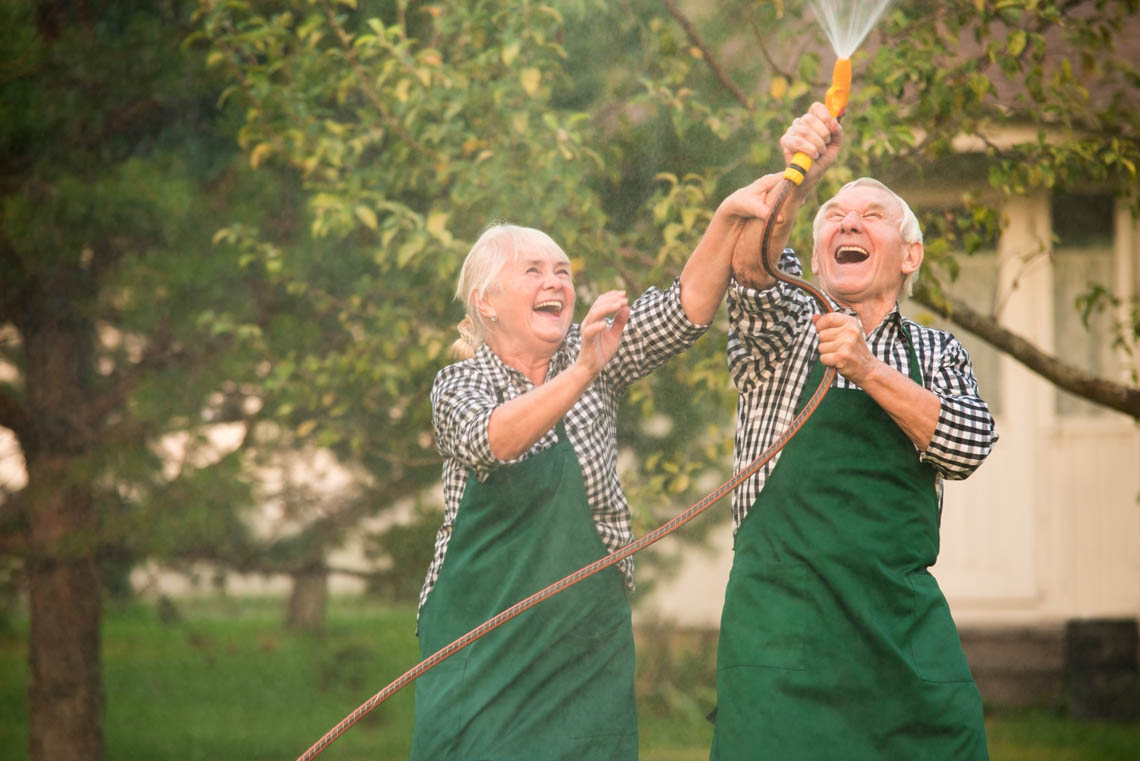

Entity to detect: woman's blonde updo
[451,223,571,360]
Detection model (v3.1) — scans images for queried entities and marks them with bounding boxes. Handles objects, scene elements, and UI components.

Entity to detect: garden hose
[295,103,841,761]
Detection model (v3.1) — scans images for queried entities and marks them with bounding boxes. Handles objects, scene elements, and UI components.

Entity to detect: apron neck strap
[898,320,923,387]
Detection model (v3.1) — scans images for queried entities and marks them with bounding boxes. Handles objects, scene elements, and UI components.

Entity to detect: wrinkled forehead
[823,185,902,219]
[516,248,571,266]
[502,231,570,267]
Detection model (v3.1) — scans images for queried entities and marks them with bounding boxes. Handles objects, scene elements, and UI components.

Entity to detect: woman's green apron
[712,332,988,761]
[412,422,637,761]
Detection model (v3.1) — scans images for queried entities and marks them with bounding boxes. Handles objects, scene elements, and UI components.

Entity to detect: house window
[1051,192,1116,418]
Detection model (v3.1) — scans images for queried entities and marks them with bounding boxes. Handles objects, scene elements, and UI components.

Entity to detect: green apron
[712,332,988,761]
[411,421,638,761]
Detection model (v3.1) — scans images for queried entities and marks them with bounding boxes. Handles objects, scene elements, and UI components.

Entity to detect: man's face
[811,185,922,311]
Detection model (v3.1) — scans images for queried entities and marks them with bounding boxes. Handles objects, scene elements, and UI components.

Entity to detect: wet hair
[812,177,924,297]
[451,224,571,359]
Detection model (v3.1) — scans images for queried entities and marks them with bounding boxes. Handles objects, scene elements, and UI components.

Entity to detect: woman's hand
[716,174,781,226]
[720,174,789,289]
[576,290,630,376]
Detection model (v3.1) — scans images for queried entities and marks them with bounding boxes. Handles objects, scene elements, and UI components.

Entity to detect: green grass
[1,598,1139,761]
[985,705,1140,761]
[1,597,419,761]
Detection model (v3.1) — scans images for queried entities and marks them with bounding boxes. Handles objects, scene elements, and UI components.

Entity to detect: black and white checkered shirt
[420,279,708,613]
[728,249,999,531]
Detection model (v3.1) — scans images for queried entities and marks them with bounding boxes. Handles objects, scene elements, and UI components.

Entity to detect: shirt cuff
[467,404,504,471]
[729,275,794,315]
[665,277,713,339]
[729,250,803,312]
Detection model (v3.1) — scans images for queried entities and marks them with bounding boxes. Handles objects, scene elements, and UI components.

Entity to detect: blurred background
[1,1,1138,759]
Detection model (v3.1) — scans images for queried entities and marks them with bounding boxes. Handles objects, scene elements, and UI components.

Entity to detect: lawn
[1,597,1137,761]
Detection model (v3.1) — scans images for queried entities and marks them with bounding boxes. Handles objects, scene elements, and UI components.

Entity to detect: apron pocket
[907,571,974,683]
[719,560,806,671]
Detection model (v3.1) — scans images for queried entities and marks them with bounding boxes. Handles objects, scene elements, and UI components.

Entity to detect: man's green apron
[712,332,988,761]
[412,422,638,761]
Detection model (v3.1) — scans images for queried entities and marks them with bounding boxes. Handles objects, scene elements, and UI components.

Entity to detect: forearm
[858,360,941,451]
[678,214,741,325]
[487,363,595,460]
[732,194,804,290]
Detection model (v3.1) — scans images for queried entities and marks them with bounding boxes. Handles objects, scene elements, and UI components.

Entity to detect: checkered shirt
[728,249,999,531]
[419,279,708,614]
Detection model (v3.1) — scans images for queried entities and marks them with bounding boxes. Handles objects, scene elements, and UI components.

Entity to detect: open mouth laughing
[835,245,869,264]
[534,299,564,315]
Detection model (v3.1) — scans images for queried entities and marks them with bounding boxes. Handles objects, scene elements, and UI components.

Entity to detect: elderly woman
[410,175,784,760]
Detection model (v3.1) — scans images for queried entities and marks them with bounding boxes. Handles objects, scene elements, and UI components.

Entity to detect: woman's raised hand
[576,290,630,376]
[718,173,788,288]
[717,174,781,225]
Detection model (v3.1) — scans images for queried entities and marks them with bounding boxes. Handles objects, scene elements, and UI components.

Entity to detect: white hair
[451,224,571,359]
[812,177,924,297]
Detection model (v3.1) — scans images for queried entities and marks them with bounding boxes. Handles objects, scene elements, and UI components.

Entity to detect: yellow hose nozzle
[784,57,852,185]
[824,57,852,118]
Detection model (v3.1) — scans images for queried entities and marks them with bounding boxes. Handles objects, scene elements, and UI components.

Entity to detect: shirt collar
[474,337,575,390]
[830,301,903,334]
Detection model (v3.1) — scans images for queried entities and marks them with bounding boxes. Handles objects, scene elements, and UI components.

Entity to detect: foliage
[0,0,273,572]
[194,0,1140,540]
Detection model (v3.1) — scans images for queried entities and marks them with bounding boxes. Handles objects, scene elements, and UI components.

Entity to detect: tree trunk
[286,565,328,632]
[23,319,104,761]
[26,459,103,761]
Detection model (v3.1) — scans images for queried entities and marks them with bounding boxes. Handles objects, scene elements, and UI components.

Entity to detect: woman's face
[479,247,576,360]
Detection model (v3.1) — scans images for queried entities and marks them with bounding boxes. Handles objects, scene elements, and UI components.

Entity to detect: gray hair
[812,177,923,297]
[451,223,571,359]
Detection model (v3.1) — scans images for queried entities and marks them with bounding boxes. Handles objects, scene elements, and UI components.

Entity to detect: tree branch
[659,0,752,110]
[912,283,1140,420]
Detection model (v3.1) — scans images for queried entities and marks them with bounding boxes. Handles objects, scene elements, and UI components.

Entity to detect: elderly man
[710,105,998,760]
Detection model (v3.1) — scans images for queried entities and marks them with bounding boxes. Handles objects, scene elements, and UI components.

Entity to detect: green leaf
[501,41,521,66]
[520,68,542,96]
[355,205,379,231]
[1007,29,1027,57]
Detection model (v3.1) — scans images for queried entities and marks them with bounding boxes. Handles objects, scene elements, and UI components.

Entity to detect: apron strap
[899,320,923,387]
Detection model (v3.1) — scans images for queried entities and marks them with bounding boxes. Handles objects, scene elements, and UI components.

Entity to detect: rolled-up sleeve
[726,251,813,393]
[430,363,500,471]
[922,337,999,479]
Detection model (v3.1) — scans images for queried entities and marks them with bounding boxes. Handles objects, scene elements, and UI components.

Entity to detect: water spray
[768,0,893,287]
[783,0,890,184]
